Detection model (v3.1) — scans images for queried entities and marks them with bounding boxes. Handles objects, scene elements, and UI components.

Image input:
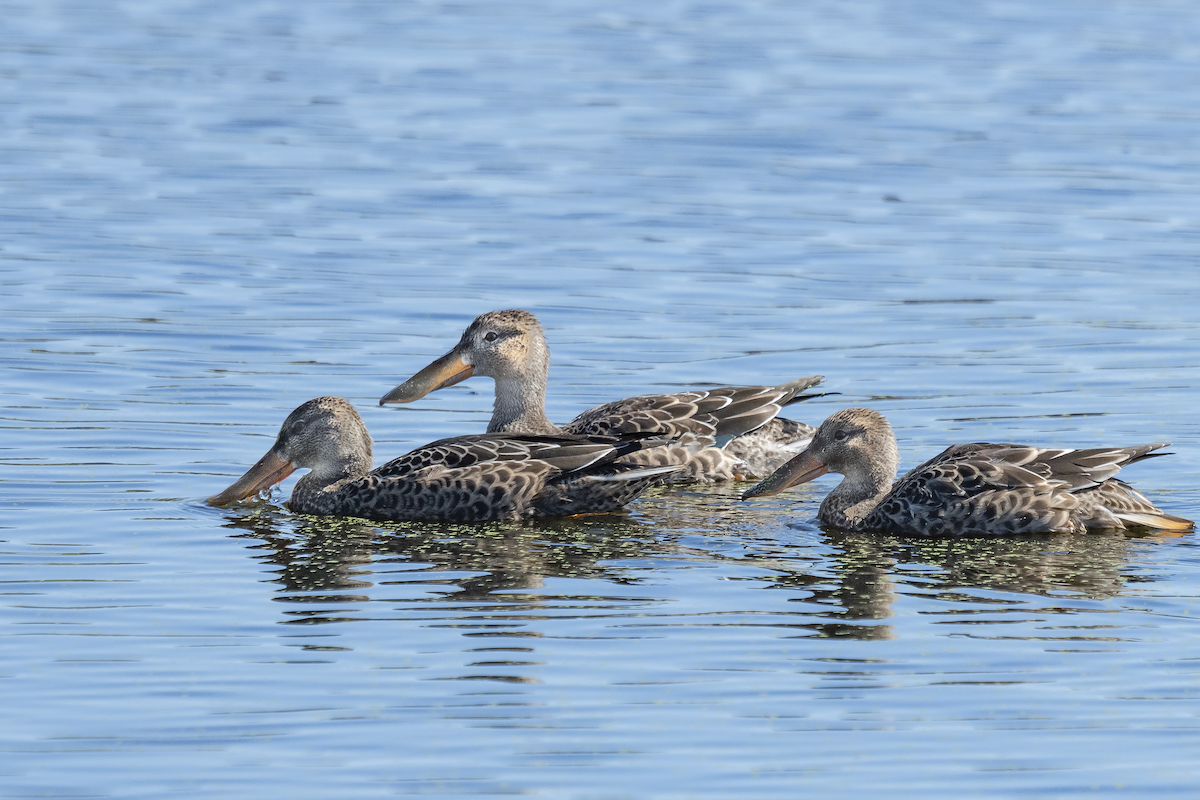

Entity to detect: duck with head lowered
[379,309,826,482]
[742,407,1193,536]
[208,396,680,522]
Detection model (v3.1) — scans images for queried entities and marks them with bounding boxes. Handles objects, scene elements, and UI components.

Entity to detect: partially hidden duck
[380,309,825,482]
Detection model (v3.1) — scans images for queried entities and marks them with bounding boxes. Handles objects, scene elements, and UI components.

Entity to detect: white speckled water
[3,0,1200,796]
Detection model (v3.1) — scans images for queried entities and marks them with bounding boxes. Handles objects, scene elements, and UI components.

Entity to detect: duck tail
[1115,510,1194,531]
[775,376,826,406]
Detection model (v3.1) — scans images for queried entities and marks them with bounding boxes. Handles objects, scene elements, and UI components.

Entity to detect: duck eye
[833,430,848,442]
[484,331,499,342]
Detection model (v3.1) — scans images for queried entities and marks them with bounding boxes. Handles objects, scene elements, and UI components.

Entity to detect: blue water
[3,0,1200,797]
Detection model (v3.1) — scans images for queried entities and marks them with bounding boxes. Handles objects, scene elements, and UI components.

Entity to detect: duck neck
[302,449,374,487]
[489,377,559,434]
[819,439,900,529]
[487,336,558,435]
[291,435,375,511]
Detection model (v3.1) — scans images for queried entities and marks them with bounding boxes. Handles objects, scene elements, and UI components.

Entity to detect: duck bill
[741,450,828,500]
[207,449,296,506]
[379,349,474,405]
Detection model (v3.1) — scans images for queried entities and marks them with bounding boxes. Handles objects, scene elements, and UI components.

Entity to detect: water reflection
[890,531,1168,600]
[817,527,1173,603]
[212,487,1170,649]
[218,505,672,603]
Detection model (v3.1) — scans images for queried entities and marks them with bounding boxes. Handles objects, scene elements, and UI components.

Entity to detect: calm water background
[3,0,1200,797]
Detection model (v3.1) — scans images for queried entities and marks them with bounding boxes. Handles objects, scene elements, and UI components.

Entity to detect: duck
[379,309,825,482]
[208,396,681,522]
[741,406,1193,535]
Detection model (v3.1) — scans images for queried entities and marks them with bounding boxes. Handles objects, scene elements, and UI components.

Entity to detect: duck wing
[372,433,649,480]
[895,442,1166,495]
[563,376,824,446]
[340,433,674,522]
[874,442,1183,535]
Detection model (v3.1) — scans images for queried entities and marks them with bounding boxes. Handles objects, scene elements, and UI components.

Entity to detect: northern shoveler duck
[208,396,680,522]
[379,309,825,482]
[742,407,1193,535]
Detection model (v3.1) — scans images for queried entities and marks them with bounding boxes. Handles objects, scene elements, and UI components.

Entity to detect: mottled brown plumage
[208,397,680,522]
[380,309,823,481]
[742,407,1192,535]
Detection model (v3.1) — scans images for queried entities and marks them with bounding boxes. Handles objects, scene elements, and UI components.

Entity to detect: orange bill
[741,449,828,500]
[207,449,297,506]
[379,348,474,405]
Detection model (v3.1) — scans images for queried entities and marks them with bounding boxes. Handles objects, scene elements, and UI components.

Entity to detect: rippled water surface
[4,0,1200,797]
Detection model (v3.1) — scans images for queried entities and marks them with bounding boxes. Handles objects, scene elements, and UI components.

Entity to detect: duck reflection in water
[215,482,1175,651]
[220,508,667,604]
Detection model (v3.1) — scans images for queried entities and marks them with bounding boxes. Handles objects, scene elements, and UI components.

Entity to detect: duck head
[380,309,550,405]
[742,407,900,499]
[208,396,373,506]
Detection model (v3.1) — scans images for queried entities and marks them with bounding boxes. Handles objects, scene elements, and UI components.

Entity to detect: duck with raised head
[379,309,825,482]
[208,396,681,522]
[742,407,1193,535]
